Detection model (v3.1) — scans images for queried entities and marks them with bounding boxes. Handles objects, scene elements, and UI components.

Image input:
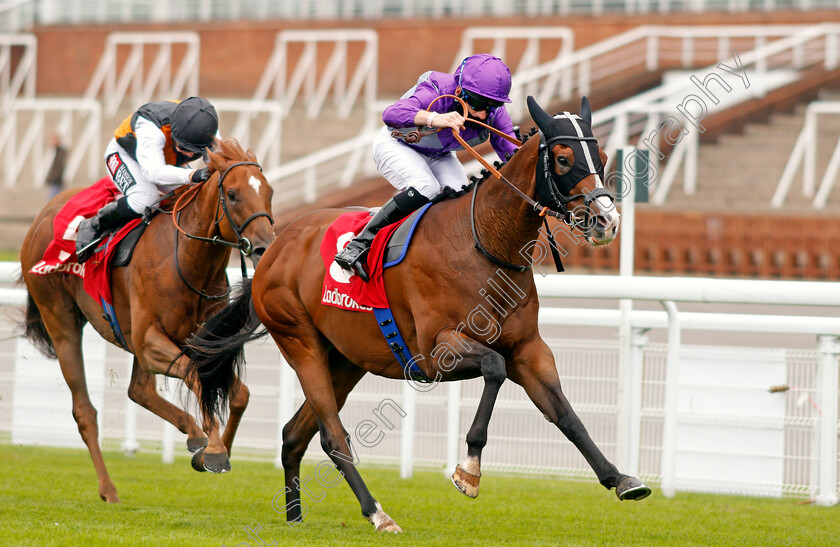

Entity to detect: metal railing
[213,99,284,173]
[0,0,34,32]
[252,29,378,120]
[266,24,836,209]
[0,97,101,187]
[20,0,840,28]
[773,100,840,209]
[0,33,35,112]
[84,32,200,117]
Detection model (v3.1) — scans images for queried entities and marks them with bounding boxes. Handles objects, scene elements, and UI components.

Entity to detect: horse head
[527,96,619,246]
[204,139,275,267]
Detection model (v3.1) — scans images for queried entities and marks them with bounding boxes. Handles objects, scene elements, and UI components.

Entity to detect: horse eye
[557,156,569,167]
[226,190,237,201]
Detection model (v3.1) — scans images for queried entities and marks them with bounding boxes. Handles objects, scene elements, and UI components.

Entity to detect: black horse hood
[527,96,605,196]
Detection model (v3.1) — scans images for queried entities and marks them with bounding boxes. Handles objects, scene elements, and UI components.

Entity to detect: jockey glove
[190,167,210,183]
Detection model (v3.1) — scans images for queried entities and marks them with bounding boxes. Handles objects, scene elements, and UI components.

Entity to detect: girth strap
[372,307,431,383]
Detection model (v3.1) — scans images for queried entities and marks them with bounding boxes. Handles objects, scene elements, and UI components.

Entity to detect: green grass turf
[0,444,835,546]
[0,251,20,263]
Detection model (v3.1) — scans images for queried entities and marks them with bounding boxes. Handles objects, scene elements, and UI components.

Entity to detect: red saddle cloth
[29,177,142,307]
[319,210,406,312]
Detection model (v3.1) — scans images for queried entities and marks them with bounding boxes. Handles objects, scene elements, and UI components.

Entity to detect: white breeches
[372,126,468,200]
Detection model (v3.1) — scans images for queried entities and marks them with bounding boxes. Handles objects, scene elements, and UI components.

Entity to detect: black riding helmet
[171,97,218,153]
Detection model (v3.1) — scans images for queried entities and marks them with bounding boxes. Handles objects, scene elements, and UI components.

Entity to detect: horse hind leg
[282,337,400,532]
[220,376,249,455]
[280,353,367,524]
[39,301,120,503]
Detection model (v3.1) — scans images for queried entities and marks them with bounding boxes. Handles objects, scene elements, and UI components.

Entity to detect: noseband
[173,160,274,299]
[537,133,614,235]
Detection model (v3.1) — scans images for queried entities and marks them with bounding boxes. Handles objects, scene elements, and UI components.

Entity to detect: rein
[171,160,273,299]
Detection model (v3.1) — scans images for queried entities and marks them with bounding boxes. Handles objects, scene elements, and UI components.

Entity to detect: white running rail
[0,33,35,112]
[773,101,840,209]
[84,32,200,117]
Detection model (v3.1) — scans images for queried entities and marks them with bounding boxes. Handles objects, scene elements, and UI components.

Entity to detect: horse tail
[18,279,57,359]
[182,277,268,423]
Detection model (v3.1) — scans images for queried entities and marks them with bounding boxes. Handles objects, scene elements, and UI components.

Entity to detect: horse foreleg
[138,327,229,473]
[126,357,208,453]
[437,333,507,499]
[510,340,651,501]
[280,354,366,524]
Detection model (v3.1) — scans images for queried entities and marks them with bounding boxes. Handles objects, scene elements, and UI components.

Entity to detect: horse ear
[205,147,221,172]
[246,149,258,163]
[527,96,554,134]
[580,96,592,126]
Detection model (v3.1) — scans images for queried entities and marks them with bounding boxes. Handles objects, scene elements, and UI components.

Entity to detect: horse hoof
[187,436,209,454]
[375,519,402,533]
[203,451,231,473]
[616,476,652,501]
[451,464,481,498]
[99,487,120,503]
[191,448,207,472]
[367,502,402,533]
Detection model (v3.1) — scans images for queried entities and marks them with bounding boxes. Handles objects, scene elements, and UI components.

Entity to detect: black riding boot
[334,187,429,282]
[76,197,141,263]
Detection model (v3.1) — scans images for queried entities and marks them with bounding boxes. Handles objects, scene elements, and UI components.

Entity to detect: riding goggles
[461,90,504,112]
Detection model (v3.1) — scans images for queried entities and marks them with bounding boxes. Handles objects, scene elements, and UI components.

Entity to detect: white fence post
[400,381,416,479]
[660,300,681,498]
[121,354,140,454]
[628,327,649,476]
[815,335,839,506]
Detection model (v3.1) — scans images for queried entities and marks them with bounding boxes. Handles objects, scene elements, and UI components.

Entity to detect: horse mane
[433,126,539,204]
[208,138,251,170]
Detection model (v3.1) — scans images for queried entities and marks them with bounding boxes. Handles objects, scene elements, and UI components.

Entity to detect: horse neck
[472,137,543,265]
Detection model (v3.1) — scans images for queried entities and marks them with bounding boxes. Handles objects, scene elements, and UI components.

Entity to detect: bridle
[171,160,274,299]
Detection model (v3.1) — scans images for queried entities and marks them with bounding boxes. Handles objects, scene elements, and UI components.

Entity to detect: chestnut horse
[185,97,650,532]
[18,139,275,502]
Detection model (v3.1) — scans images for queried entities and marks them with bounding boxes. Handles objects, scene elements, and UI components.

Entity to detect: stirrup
[76,236,105,264]
[334,251,370,282]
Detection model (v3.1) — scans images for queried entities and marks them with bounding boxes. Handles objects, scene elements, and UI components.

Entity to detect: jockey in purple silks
[334,53,520,282]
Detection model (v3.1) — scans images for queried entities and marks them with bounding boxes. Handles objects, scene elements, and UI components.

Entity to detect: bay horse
[18,138,275,503]
[184,97,650,532]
